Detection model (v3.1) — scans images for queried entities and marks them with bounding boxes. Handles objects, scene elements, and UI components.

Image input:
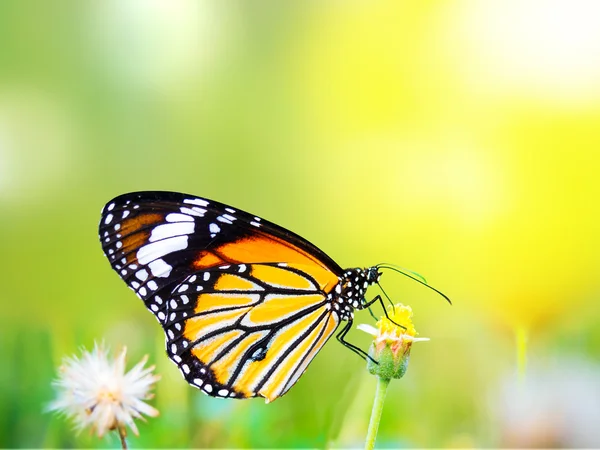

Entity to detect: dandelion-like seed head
[358,303,429,380]
[48,343,160,439]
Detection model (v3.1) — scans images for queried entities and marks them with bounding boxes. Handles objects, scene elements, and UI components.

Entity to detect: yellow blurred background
[2,1,600,447]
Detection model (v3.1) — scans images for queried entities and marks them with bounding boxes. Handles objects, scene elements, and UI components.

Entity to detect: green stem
[364,376,390,450]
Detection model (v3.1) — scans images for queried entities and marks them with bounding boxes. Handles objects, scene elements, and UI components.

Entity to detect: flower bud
[358,304,428,380]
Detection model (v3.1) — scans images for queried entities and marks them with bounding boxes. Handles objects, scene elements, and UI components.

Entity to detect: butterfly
[98,191,447,402]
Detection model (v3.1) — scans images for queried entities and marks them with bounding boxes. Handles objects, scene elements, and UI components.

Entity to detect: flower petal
[357,324,379,336]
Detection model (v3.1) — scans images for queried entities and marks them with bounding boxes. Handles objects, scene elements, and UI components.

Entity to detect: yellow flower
[376,304,417,339]
[358,304,429,380]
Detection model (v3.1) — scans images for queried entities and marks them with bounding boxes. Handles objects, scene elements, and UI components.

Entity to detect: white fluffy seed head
[47,343,160,437]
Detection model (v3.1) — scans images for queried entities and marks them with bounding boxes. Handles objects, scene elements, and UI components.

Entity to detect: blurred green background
[2,1,600,448]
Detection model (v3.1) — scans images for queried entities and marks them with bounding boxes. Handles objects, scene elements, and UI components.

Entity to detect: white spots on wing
[171,344,177,354]
[157,311,166,321]
[116,241,123,249]
[155,295,163,304]
[238,264,247,273]
[225,207,235,214]
[133,204,140,209]
[165,212,194,222]
[139,287,147,297]
[188,275,197,283]
[217,215,233,224]
[167,329,174,339]
[253,217,261,222]
[149,222,195,243]
[209,223,220,234]
[135,269,148,281]
[137,236,188,264]
[204,384,213,393]
[182,364,190,374]
[200,368,206,374]
[335,284,342,294]
[148,259,173,278]
[172,355,182,363]
[147,280,158,291]
[178,284,188,293]
[150,304,159,312]
[131,281,140,289]
[180,206,206,217]
[182,341,188,348]
[121,258,127,264]
[193,378,203,387]
[120,269,127,276]
[250,221,261,227]
[122,210,130,219]
[170,299,177,309]
[175,323,182,331]
[107,203,115,211]
[181,295,189,304]
[129,264,138,270]
[114,223,121,231]
[218,389,229,397]
[203,272,210,281]
[277,262,287,267]
[183,198,209,207]
[108,249,114,255]
[169,312,176,322]
[104,213,113,225]
[219,265,230,270]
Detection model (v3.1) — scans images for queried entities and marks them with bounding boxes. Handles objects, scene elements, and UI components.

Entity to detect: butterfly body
[99,191,380,402]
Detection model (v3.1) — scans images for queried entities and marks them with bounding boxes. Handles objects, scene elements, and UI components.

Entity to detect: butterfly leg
[336,320,378,364]
[367,306,378,321]
[363,295,406,330]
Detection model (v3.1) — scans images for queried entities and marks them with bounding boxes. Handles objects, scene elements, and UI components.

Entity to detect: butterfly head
[365,266,382,285]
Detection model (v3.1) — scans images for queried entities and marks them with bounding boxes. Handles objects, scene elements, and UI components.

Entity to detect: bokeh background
[2,1,600,448]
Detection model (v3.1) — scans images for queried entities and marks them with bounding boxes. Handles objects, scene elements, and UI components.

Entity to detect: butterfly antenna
[376,282,396,312]
[376,263,452,305]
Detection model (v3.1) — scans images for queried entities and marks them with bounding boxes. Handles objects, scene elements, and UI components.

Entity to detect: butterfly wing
[163,263,339,402]
[99,191,344,401]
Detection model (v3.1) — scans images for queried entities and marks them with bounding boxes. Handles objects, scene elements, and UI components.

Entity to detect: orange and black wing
[99,191,344,402]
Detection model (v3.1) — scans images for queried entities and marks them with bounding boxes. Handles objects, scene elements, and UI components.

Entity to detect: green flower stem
[364,376,390,450]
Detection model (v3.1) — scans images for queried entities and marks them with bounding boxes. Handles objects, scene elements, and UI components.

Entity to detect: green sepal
[366,343,410,380]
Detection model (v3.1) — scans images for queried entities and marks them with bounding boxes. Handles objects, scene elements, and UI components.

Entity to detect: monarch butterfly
[99,191,448,402]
